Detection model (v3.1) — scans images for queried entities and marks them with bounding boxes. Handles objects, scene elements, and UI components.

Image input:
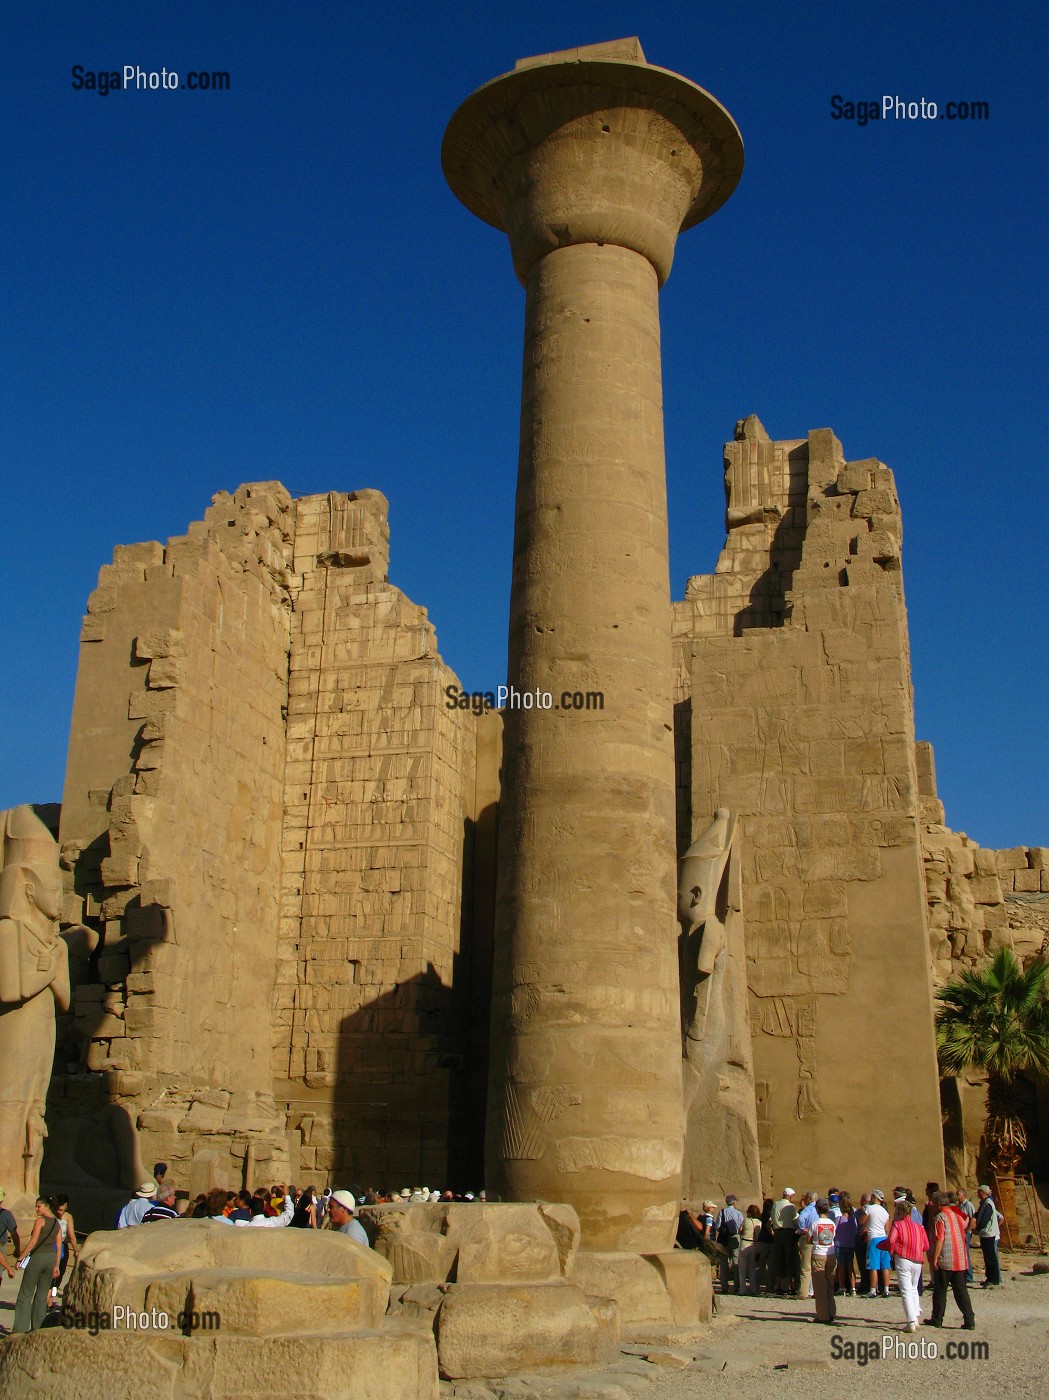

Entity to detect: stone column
[443,39,742,1251]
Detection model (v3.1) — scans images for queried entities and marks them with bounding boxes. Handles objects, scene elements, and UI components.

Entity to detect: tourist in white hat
[117,1180,158,1229]
[328,1190,369,1246]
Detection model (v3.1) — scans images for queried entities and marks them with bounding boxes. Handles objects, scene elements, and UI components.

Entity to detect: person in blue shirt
[714,1195,745,1292]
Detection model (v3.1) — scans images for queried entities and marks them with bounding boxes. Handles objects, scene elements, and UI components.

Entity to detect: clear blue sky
[2,1,1045,849]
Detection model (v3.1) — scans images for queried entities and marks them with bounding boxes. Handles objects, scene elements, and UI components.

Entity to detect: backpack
[716,1212,740,1246]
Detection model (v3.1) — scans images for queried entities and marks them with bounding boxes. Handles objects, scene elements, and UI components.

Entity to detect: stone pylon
[443,39,743,1251]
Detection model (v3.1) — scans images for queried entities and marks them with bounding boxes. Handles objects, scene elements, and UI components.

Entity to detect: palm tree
[936,947,1049,1244]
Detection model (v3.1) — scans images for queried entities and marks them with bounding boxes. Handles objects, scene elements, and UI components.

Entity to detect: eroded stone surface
[435,1282,620,1379]
[568,1250,711,1327]
[65,1220,392,1333]
[0,1331,438,1400]
[359,1201,579,1286]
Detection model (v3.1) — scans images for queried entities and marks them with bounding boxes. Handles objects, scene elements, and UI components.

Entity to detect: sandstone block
[925,871,947,902]
[969,875,1004,905]
[147,1269,383,1335]
[1013,869,1039,893]
[568,1249,710,1326]
[66,1220,392,1331]
[836,463,873,494]
[435,1282,619,1379]
[359,1201,579,1286]
[994,847,1028,872]
[0,1331,438,1400]
[851,487,896,518]
[178,1102,227,1133]
[947,846,975,877]
[1030,848,1048,870]
[973,848,998,876]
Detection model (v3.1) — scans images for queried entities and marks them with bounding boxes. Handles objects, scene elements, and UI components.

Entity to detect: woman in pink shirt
[884,1196,930,1331]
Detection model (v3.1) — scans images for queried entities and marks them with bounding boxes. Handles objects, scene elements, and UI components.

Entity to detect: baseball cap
[331,1190,356,1211]
[726,1194,738,1204]
[871,1189,885,1201]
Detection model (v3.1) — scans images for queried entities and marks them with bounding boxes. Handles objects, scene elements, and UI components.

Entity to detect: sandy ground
[2,1251,1046,1398]
[439,1257,1049,1400]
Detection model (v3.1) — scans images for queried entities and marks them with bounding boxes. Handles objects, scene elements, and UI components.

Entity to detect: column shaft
[487,242,682,1250]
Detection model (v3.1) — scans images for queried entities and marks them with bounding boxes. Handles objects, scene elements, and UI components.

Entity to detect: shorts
[866,1236,892,1271]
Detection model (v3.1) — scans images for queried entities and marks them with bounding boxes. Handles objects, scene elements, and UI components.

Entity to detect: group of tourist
[117,1175,371,1245]
[681,1180,1004,1331]
[0,1164,382,1336]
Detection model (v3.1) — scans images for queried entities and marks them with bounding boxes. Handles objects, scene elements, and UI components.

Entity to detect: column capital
[442,39,743,285]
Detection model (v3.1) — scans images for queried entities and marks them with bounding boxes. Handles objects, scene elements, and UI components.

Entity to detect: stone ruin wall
[274,490,480,1190]
[914,740,1049,1186]
[45,439,1046,1206]
[673,417,944,1193]
[52,485,488,1202]
[54,484,295,1194]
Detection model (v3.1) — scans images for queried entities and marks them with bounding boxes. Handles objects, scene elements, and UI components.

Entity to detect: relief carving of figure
[0,806,70,1215]
[678,808,762,1201]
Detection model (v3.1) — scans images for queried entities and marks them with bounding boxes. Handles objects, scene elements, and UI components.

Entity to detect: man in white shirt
[240,1191,295,1227]
[864,1189,891,1297]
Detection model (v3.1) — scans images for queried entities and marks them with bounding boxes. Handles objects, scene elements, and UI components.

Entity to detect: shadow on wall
[327,803,499,1195]
[327,962,464,1194]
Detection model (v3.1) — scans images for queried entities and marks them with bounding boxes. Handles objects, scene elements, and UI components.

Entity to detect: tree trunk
[986,1075,1024,1247]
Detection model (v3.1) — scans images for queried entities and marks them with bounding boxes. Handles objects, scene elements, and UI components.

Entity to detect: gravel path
[652,1266,1048,1400]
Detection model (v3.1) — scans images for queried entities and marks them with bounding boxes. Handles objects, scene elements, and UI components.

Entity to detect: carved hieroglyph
[0,806,69,1213]
[677,810,761,1201]
[443,39,743,1249]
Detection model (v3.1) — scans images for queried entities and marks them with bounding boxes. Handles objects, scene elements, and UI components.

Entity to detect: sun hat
[135,1181,157,1198]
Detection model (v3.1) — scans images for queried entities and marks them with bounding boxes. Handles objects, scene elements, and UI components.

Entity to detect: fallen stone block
[0,1331,439,1399]
[435,1282,620,1379]
[66,1219,392,1333]
[568,1250,710,1327]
